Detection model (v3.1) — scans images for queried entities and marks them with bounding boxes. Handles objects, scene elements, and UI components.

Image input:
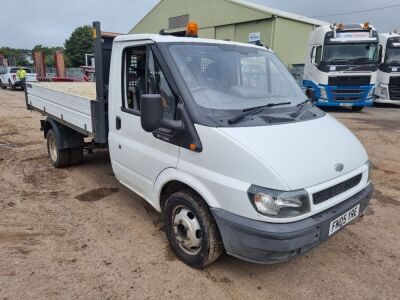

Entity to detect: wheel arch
[154,169,220,212]
[42,117,85,149]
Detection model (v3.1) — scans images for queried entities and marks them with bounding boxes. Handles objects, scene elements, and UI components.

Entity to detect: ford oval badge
[335,163,344,172]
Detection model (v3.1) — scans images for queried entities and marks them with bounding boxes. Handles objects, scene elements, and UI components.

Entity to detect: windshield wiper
[290,100,312,118]
[228,102,291,125]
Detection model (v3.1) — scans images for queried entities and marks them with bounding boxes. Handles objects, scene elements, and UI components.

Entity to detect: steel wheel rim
[48,135,57,162]
[172,205,202,255]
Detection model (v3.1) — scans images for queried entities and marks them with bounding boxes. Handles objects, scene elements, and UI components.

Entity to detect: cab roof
[114,34,272,51]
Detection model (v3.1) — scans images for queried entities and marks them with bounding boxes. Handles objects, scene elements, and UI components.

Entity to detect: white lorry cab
[375,32,400,105]
[303,23,379,112]
[25,22,373,268]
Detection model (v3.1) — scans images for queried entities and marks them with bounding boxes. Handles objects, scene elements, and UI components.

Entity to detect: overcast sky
[1,0,400,49]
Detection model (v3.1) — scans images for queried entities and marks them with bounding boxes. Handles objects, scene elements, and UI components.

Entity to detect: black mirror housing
[306,88,316,102]
[141,94,184,133]
[141,94,164,132]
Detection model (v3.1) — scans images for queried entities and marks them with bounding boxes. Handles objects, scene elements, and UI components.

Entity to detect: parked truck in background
[0,67,37,90]
[25,22,373,268]
[303,23,379,111]
[375,32,400,105]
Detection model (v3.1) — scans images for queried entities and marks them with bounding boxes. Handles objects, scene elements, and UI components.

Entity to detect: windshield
[167,43,305,113]
[323,43,379,64]
[385,48,400,64]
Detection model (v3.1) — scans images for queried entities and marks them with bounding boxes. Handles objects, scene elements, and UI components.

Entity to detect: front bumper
[211,184,373,264]
[374,97,400,105]
[315,99,374,107]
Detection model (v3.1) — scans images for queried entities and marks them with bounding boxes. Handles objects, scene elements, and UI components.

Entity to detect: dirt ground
[0,88,399,300]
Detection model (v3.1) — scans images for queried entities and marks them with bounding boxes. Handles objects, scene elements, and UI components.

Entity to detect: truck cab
[375,32,400,105]
[303,23,379,111]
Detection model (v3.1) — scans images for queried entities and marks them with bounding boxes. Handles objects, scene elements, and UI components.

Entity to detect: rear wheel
[352,106,364,112]
[163,190,223,268]
[46,130,70,168]
[69,147,84,166]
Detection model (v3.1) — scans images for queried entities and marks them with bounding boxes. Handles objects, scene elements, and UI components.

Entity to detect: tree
[64,25,93,67]
[0,47,32,66]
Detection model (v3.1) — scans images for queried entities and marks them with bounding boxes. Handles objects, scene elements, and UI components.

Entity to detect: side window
[123,46,146,112]
[315,46,323,65]
[148,49,176,120]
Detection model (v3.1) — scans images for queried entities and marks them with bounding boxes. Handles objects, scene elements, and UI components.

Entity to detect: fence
[46,67,84,80]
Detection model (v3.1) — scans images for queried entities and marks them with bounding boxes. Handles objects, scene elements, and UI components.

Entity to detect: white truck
[303,23,379,112]
[25,22,373,268]
[375,32,400,105]
[0,66,37,90]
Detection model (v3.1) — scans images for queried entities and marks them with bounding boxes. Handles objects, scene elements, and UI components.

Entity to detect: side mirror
[306,88,316,102]
[141,94,184,133]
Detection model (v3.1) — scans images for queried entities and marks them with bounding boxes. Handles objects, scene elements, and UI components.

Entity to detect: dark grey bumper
[211,184,373,264]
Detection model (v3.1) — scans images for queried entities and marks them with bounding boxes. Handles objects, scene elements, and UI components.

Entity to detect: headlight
[320,87,327,99]
[248,185,310,218]
[366,160,372,183]
[378,85,389,98]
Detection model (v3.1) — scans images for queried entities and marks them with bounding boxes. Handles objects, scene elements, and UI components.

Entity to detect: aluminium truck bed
[26,82,108,143]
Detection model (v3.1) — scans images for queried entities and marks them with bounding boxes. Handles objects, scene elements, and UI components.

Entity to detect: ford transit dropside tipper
[303,23,379,112]
[25,22,373,268]
[375,33,400,105]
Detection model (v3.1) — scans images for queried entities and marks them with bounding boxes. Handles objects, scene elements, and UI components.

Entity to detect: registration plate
[329,204,360,236]
[340,103,353,107]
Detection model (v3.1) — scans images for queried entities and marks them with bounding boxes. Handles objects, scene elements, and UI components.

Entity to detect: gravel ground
[0,88,399,300]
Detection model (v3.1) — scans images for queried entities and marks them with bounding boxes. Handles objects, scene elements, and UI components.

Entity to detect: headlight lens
[320,87,327,99]
[248,185,310,218]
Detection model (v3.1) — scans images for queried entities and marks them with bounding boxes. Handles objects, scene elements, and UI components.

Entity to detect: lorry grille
[328,76,371,86]
[389,76,400,85]
[330,88,364,102]
[313,174,362,205]
[389,84,400,100]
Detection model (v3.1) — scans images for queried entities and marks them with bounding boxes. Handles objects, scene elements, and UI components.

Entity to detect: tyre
[9,81,15,91]
[0,82,6,89]
[163,189,223,268]
[69,147,83,166]
[46,130,70,168]
[352,106,364,112]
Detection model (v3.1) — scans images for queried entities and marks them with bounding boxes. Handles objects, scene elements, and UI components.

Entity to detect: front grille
[389,76,400,85]
[328,76,371,86]
[313,174,362,205]
[331,88,364,102]
[389,84,400,100]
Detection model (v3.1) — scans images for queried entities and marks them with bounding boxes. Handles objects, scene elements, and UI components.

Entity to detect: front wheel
[0,82,6,89]
[8,81,15,91]
[352,106,364,112]
[163,190,223,268]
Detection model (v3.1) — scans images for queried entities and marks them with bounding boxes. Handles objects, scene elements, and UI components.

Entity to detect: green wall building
[129,0,327,67]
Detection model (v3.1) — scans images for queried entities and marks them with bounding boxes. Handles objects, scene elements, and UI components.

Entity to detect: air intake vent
[169,14,189,29]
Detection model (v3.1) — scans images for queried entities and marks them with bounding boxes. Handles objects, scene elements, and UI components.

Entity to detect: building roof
[227,0,327,26]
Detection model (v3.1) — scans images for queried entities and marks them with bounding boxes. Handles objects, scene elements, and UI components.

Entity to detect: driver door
[109,43,179,201]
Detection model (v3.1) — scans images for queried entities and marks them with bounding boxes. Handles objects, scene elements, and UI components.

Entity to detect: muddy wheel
[352,106,364,112]
[69,148,83,166]
[46,130,70,168]
[9,81,15,91]
[163,190,223,268]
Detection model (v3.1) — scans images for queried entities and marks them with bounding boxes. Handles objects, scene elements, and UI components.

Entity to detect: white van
[25,22,373,268]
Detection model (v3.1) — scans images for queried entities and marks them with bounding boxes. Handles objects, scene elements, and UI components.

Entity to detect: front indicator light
[248,185,310,218]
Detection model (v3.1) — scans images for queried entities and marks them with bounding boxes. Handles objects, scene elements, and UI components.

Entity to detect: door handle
[116,116,121,130]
